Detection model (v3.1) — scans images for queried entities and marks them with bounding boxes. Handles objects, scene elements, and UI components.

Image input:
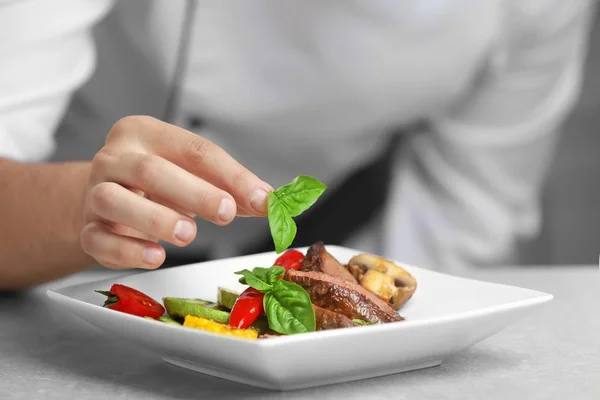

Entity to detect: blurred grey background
[521,8,600,266]
[52,2,600,267]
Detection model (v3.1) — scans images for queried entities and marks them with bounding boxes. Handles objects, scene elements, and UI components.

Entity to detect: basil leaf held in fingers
[263,280,316,335]
[268,192,297,254]
[274,176,328,217]
[267,175,327,254]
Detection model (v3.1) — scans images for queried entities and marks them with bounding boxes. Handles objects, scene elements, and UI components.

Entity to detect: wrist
[0,159,97,288]
[60,161,94,263]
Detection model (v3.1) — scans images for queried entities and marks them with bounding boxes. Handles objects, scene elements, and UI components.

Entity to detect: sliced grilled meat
[313,305,358,330]
[286,269,404,324]
[301,242,357,282]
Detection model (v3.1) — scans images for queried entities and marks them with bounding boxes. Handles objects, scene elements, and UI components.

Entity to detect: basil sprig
[235,266,284,290]
[235,266,316,335]
[268,176,327,253]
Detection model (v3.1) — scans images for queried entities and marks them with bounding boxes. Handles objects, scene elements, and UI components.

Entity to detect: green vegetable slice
[163,297,230,324]
[217,287,240,310]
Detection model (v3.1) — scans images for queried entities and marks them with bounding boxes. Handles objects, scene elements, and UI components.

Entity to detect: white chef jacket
[0,0,594,271]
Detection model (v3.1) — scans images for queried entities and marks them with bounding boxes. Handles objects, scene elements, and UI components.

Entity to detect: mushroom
[346,254,417,310]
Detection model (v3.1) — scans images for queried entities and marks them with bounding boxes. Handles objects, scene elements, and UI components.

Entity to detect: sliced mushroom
[347,254,417,310]
[359,270,397,304]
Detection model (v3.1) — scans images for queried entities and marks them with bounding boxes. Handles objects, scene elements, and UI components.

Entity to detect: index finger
[106,116,273,216]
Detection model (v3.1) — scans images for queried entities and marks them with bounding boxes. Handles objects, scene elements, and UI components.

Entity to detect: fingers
[177,135,272,216]
[88,182,198,246]
[80,222,165,270]
[92,151,237,225]
[105,116,272,216]
[84,115,274,271]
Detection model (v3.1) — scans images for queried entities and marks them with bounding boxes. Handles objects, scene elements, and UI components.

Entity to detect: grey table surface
[0,265,598,400]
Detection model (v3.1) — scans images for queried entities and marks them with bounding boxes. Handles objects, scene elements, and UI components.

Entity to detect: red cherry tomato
[228,287,264,329]
[98,284,165,318]
[274,250,305,274]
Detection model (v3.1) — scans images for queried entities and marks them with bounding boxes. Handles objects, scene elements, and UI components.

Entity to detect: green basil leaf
[265,266,285,284]
[234,269,272,293]
[249,267,270,282]
[267,192,297,254]
[352,318,375,326]
[236,267,281,286]
[274,176,327,217]
[263,280,316,334]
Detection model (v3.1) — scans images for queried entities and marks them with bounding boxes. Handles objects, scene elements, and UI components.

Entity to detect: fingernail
[174,220,195,242]
[218,198,236,222]
[250,189,269,214]
[143,247,163,265]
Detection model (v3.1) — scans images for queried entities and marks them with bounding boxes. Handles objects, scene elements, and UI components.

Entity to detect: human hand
[80,116,272,269]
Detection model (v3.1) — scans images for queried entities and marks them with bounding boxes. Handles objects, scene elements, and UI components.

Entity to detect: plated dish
[93,242,417,339]
[47,245,552,390]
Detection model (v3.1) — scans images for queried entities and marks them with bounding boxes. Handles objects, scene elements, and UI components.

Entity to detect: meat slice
[286,269,404,324]
[301,242,357,283]
[313,305,358,331]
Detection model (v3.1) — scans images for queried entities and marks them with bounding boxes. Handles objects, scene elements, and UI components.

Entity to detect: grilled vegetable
[217,287,240,310]
[229,288,264,329]
[347,254,417,310]
[248,316,270,335]
[96,284,165,318]
[183,315,258,340]
[273,250,305,274]
[163,297,230,324]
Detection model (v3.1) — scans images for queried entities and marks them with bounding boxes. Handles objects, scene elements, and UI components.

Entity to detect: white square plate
[47,246,552,391]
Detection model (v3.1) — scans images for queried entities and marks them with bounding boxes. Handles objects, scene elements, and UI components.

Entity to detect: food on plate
[158,316,181,326]
[346,254,417,310]
[228,287,264,329]
[217,287,240,310]
[313,305,358,330]
[163,297,230,324]
[183,315,259,339]
[95,284,165,318]
[95,243,415,339]
[273,249,305,272]
[236,265,316,335]
[301,242,357,282]
[285,269,404,324]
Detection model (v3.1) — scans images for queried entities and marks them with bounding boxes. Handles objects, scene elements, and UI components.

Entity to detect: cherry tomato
[274,250,305,274]
[97,284,165,318]
[228,287,264,329]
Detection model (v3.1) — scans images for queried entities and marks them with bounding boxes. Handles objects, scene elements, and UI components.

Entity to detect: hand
[80,116,272,270]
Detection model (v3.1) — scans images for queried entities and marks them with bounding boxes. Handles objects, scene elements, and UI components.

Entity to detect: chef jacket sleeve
[385,0,595,268]
[0,0,113,161]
